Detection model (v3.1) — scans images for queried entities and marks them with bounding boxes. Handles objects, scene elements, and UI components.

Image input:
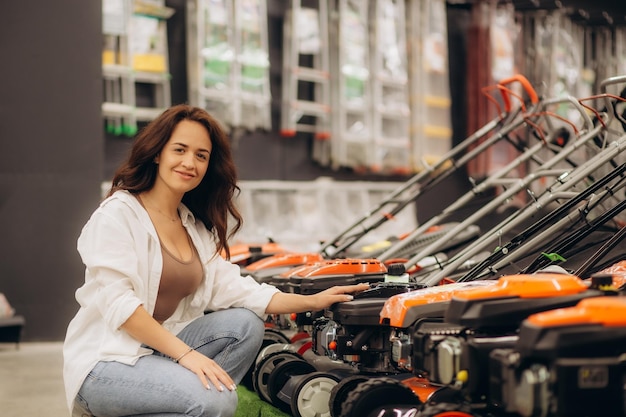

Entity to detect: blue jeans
[75,308,264,417]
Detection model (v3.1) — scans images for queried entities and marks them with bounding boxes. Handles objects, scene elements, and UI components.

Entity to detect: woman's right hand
[177,349,237,392]
[120,307,238,392]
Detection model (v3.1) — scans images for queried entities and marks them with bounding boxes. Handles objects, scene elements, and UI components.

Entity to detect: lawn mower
[241,76,626,416]
[330,272,621,417]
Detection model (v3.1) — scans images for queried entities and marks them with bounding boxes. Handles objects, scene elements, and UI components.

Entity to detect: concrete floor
[0,342,67,417]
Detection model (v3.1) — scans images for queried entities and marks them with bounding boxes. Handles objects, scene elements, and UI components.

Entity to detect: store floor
[0,342,67,417]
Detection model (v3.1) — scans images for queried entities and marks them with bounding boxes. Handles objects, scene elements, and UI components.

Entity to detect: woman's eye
[197,153,208,160]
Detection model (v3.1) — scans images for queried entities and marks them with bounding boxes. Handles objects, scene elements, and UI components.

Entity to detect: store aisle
[0,342,67,417]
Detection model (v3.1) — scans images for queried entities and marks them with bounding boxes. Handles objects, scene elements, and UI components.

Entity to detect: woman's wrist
[173,347,194,363]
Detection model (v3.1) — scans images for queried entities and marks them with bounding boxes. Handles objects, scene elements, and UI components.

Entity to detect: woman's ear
[154,154,160,164]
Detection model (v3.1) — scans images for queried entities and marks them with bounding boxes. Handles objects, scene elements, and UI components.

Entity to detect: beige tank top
[153,234,203,323]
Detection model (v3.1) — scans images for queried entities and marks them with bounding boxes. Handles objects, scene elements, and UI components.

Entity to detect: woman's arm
[120,305,189,359]
[265,283,370,314]
[121,306,237,392]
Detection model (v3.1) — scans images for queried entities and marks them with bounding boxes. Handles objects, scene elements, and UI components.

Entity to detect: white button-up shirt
[62,190,280,411]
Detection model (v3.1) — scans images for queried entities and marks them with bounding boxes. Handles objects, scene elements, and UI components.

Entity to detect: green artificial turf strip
[235,385,292,417]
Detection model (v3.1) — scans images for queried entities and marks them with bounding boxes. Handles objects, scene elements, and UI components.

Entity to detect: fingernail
[206,385,211,390]
[218,385,224,392]
[231,384,237,391]
[346,295,354,301]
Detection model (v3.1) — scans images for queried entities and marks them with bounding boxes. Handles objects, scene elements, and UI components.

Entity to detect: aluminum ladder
[187,0,272,132]
[368,0,412,174]
[102,0,137,136]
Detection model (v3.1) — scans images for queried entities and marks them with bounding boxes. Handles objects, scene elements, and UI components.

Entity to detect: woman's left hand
[309,283,370,310]
[266,283,370,314]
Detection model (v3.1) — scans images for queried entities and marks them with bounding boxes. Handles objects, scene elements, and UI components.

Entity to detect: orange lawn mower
[311,271,622,417]
[242,225,481,392]
[483,295,626,417]
[225,239,288,266]
[241,89,613,415]
[251,274,498,417]
[243,77,574,362]
[258,74,626,417]
[247,191,626,417]
[252,88,626,413]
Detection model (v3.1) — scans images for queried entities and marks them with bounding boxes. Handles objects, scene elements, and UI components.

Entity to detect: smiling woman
[62,104,367,417]
[106,104,242,258]
[139,119,213,262]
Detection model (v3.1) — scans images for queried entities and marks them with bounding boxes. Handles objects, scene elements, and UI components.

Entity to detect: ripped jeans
[74,308,264,417]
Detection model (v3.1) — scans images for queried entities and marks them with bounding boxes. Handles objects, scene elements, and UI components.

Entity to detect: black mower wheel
[255,342,293,367]
[241,328,292,389]
[341,377,422,417]
[252,350,305,403]
[329,375,370,417]
[266,355,316,410]
[290,371,342,417]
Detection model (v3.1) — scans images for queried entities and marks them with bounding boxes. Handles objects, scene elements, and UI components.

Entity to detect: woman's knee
[208,308,264,345]
[193,389,238,417]
[230,308,264,338]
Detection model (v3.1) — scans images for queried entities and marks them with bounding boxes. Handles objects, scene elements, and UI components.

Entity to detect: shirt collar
[177,203,195,226]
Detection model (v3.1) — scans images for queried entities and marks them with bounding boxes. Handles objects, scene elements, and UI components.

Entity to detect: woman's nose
[181,154,195,168]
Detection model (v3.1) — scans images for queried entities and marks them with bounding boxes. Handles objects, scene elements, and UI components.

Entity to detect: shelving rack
[407,0,452,171]
[368,0,412,174]
[280,0,332,165]
[187,0,272,132]
[130,0,174,122]
[280,0,331,138]
[101,0,174,135]
[329,0,373,171]
[102,0,137,136]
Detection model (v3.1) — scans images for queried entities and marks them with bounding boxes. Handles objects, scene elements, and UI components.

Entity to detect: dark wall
[0,1,103,341]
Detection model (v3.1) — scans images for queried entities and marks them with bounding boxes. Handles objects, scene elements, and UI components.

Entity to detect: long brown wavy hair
[107,104,243,259]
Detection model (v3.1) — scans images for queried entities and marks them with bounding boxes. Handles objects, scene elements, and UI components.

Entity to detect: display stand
[131,0,174,122]
[280,0,331,137]
[102,0,173,135]
[187,0,272,132]
[369,0,412,174]
[280,0,332,166]
[329,0,373,171]
[102,0,137,136]
[407,0,452,171]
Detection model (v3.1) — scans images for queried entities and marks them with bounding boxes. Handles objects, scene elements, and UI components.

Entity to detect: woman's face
[154,119,212,195]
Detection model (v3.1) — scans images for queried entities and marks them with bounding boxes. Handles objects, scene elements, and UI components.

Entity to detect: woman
[63,104,367,417]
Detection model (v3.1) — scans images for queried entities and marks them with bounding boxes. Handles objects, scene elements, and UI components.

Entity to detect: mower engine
[389,328,413,371]
[411,273,611,404]
[313,282,423,373]
[314,279,497,374]
[489,296,626,417]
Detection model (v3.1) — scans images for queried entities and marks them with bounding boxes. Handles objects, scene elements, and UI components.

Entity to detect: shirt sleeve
[76,207,147,332]
[206,254,281,318]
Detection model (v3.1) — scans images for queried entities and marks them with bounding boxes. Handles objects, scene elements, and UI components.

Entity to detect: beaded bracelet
[173,347,194,363]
